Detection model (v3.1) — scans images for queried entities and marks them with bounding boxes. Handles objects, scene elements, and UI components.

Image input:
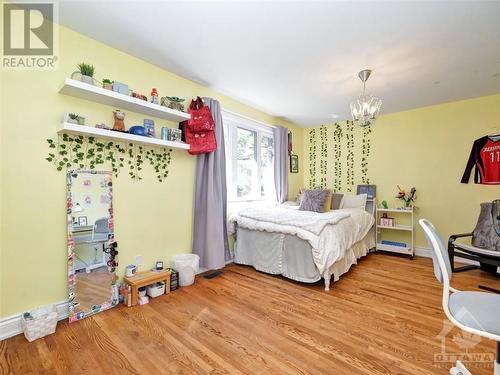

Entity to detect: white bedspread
[237,207,349,235]
[229,206,374,276]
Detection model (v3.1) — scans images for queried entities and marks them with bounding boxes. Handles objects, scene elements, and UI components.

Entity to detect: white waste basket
[171,254,200,286]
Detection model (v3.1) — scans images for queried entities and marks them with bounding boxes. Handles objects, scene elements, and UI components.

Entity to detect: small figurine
[161,96,185,112]
[150,88,159,104]
[95,123,110,130]
[113,110,126,131]
[130,91,148,101]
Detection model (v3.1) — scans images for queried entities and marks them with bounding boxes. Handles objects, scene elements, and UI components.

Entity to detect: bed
[230,204,375,291]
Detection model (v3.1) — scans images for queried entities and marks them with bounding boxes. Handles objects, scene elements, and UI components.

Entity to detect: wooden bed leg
[324,275,331,291]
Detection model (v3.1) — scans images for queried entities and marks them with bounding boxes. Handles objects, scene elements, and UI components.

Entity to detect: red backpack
[185,97,217,155]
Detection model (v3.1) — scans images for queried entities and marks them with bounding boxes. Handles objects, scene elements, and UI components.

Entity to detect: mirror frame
[66,170,118,323]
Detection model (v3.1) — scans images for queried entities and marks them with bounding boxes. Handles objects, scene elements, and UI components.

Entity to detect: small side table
[124,269,171,306]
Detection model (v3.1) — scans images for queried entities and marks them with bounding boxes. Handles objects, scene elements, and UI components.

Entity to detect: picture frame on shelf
[357,184,376,199]
[290,154,299,173]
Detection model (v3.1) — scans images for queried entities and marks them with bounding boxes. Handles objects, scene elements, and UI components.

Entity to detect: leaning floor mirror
[67,171,118,323]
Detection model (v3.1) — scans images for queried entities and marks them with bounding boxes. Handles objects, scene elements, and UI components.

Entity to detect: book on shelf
[381,240,407,248]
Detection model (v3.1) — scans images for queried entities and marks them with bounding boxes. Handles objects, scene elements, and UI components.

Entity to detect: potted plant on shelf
[67,113,85,125]
[77,63,95,85]
[102,78,113,90]
[396,185,416,209]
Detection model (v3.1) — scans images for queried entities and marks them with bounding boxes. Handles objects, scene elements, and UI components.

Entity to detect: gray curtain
[274,126,289,203]
[192,98,230,270]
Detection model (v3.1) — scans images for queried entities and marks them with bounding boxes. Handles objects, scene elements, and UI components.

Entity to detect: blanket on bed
[237,207,349,235]
[229,206,372,276]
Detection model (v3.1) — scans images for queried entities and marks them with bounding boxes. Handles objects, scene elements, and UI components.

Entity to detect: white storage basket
[146,282,165,298]
[21,304,58,342]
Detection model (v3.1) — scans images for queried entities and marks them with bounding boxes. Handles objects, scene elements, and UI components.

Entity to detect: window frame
[222,111,276,203]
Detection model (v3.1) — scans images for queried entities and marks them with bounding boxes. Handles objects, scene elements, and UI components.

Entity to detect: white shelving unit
[59,122,190,150]
[376,207,414,259]
[59,78,190,122]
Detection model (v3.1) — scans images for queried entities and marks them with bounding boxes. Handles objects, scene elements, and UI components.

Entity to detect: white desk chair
[419,219,500,375]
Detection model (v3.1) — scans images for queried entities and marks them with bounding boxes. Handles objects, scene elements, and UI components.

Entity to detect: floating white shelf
[58,122,190,150]
[376,224,413,232]
[376,207,414,259]
[59,78,191,122]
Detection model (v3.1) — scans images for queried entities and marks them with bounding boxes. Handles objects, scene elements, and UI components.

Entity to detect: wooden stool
[124,270,171,306]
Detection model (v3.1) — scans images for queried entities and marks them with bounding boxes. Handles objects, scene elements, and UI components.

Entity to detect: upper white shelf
[59,122,190,150]
[59,78,191,122]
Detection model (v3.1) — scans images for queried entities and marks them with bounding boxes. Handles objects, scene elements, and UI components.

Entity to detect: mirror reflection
[67,171,118,322]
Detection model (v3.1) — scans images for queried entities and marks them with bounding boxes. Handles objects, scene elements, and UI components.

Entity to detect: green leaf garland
[46,134,172,182]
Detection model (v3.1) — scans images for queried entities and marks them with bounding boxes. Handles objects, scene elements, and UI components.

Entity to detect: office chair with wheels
[419,219,500,375]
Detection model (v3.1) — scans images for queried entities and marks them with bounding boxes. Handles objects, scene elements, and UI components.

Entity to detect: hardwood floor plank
[1,255,498,375]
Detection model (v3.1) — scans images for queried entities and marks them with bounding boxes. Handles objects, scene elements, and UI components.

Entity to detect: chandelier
[350,69,382,127]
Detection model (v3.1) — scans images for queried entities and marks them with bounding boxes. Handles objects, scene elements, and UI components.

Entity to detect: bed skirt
[234,227,375,290]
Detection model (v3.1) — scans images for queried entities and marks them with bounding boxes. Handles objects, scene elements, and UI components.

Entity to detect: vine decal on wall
[46,133,172,182]
[361,125,372,184]
[308,128,317,188]
[333,123,343,192]
[345,120,355,192]
[319,125,328,188]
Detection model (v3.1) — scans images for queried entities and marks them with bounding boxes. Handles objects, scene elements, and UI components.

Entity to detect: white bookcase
[375,207,414,259]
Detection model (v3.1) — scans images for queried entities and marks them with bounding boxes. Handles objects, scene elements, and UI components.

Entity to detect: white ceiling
[57,1,500,127]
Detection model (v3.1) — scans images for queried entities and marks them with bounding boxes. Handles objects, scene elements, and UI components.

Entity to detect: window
[223,112,275,202]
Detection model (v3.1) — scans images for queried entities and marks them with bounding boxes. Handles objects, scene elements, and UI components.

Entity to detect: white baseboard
[414,247,480,266]
[0,300,69,341]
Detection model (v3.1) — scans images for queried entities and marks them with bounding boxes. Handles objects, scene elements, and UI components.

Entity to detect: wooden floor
[1,255,498,375]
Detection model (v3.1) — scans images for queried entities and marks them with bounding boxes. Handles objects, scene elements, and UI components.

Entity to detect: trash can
[171,254,200,286]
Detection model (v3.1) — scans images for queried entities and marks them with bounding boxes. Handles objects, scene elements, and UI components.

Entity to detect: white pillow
[340,193,367,210]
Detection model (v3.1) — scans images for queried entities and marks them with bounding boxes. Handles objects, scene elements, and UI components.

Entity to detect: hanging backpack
[184,97,217,155]
[188,97,215,132]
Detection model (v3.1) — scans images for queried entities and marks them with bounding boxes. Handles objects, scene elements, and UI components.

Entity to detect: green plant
[308,128,317,188]
[77,63,95,77]
[361,125,372,184]
[319,125,327,188]
[68,113,79,120]
[46,134,172,182]
[333,122,343,192]
[102,78,113,84]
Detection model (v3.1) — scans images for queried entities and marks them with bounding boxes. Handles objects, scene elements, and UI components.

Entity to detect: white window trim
[222,110,276,203]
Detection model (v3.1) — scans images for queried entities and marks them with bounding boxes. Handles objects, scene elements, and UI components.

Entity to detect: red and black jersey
[461,135,500,184]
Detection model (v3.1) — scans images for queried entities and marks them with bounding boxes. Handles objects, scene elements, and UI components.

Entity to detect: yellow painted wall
[303,94,500,249]
[0,24,303,317]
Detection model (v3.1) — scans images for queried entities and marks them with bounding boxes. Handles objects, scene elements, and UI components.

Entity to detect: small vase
[81,75,94,85]
[103,83,113,90]
[68,119,77,124]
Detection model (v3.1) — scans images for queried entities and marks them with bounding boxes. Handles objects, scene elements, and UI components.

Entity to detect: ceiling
[57,1,500,127]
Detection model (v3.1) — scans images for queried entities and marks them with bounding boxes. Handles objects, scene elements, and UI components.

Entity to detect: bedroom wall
[303,94,500,249]
[0,23,303,318]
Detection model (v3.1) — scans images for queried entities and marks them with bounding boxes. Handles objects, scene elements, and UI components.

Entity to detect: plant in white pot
[67,113,79,124]
[77,63,95,85]
[102,78,113,90]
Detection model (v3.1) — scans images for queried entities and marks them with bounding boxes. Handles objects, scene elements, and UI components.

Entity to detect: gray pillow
[331,193,344,210]
[299,189,330,213]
